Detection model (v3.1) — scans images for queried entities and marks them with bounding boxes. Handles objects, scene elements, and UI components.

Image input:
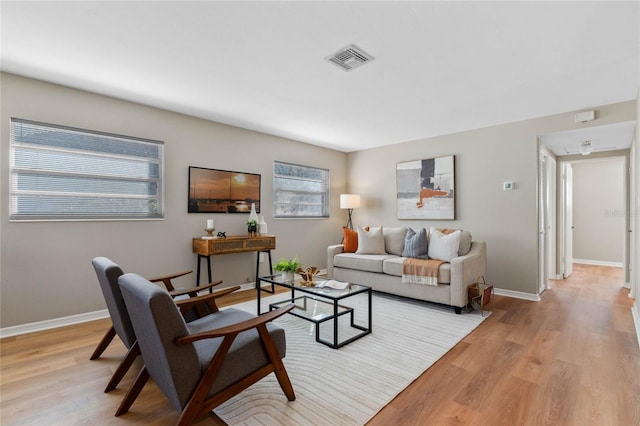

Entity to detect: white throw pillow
[356,226,386,254]
[428,228,462,261]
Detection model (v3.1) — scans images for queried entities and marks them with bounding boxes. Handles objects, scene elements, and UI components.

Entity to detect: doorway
[538,121,635,294]
[559,156,628,281]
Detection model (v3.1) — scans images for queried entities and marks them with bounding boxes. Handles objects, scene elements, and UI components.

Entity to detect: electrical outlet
[246,276,252,283]
[259,253,264,263]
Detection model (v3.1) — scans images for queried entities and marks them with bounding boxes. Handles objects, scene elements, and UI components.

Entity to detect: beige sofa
[327,227,487,313]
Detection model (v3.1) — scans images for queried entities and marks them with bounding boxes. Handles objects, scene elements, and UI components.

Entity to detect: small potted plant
[274,257,301,282]
[247,219,258,237]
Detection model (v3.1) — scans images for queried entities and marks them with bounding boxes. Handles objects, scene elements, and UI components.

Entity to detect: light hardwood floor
[1,264,638,425]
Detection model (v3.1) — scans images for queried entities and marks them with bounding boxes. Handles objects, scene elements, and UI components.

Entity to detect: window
[273,161,329,218]
[10,118,164,221]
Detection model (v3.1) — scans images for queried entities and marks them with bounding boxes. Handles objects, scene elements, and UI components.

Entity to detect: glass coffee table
[257,274,372,349]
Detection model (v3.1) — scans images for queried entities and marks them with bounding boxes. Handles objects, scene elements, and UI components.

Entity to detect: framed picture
[396,155,455,220]
[188,166,261,213]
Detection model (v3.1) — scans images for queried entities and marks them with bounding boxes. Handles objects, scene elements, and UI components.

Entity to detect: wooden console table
[192,235,276,286]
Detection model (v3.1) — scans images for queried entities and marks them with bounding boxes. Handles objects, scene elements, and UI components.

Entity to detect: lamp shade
[340,194,361,209]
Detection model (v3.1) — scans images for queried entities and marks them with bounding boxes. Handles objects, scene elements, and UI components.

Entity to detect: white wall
[0,73,348,327]
[572,159,626,264]
[1,72,636,328]
[346,101,636,296]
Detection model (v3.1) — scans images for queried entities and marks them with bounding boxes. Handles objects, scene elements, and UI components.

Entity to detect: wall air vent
[325,44,374,72]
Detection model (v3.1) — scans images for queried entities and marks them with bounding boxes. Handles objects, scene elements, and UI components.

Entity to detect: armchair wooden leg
[257,325,296,401]
[177,335,237,426]
[272,356,295,401]
[90,326,116,360]
[104,342,140,392]
[115,366,149,417]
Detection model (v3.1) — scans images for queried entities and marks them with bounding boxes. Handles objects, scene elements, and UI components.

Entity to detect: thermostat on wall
[503,182,514,190]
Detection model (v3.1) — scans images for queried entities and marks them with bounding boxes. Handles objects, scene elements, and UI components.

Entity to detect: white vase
[249,203,259,223]
[259,215,268,234]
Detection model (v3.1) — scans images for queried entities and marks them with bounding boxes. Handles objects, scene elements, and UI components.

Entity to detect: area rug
[214,292,486,425]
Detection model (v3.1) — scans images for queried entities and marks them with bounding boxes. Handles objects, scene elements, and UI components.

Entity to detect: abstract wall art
[396,155,455,220]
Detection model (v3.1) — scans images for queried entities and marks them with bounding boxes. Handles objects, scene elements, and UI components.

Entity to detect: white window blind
[10,118,164,220]
[273,161,329,218]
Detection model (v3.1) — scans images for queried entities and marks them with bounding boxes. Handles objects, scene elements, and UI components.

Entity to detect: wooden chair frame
[91,268,229,393]
[116,297,296,426]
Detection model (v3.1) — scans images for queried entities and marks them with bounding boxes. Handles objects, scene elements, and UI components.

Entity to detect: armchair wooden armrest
[168,280,224,298]
[172,303,296,423]
[176,303,295,345]
[174,286,241,313]
[148,270,192,291]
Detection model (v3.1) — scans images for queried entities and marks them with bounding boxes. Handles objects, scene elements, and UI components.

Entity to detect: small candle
[207,219,214,229]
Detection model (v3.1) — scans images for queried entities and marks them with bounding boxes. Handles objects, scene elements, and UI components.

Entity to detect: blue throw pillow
[402,228,428,259]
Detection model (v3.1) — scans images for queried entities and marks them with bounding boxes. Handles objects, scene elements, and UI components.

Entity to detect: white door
[538,151,557,292]
[539,154,547,293]
[564,163,574,278]
[546,155,557,283]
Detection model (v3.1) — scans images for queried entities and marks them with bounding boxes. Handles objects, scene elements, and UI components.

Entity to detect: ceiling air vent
[325,44,374,72]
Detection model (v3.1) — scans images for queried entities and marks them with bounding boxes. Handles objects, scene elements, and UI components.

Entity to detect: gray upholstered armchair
[90,257,234,392]
[116,272,295,425]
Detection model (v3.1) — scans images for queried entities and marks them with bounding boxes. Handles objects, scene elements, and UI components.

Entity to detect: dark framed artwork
[396,155,455,220]
[188,166,260,213]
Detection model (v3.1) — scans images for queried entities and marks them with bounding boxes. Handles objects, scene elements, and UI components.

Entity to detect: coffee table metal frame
[256,274,372,349]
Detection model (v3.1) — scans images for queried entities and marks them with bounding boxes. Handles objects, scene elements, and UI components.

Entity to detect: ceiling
[539,120,636,157]
[1,1,638,153]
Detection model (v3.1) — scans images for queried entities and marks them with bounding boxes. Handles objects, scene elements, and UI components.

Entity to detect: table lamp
[340,194,361,230]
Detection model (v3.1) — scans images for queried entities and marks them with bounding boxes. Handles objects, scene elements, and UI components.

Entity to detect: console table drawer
[192,235,275,256]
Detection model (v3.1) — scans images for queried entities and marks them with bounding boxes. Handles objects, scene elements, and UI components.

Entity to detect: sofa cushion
[458,230,472,256]
[342,227,359,253]
[438,262,451,284]
[383,257,451,283]
[356,226,386,255]
[334,253,396,273]
[428,228,461,261]
[383,227,408,256]
[382,257,406,276]
[402,228,428,259]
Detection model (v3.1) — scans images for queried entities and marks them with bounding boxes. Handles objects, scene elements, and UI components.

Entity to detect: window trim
[9,118,165,222]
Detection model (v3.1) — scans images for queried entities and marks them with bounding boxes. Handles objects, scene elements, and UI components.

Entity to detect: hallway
[371,263,639,425]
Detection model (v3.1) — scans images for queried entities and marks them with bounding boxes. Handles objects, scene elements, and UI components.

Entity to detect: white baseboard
[632,302,640,351]
[0,309,109,339]
[493,288,541,302]
[573,259,624,268]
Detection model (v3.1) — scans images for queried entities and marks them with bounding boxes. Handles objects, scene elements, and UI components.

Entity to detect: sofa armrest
[327,244,344,278]
[449,241,487,307]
